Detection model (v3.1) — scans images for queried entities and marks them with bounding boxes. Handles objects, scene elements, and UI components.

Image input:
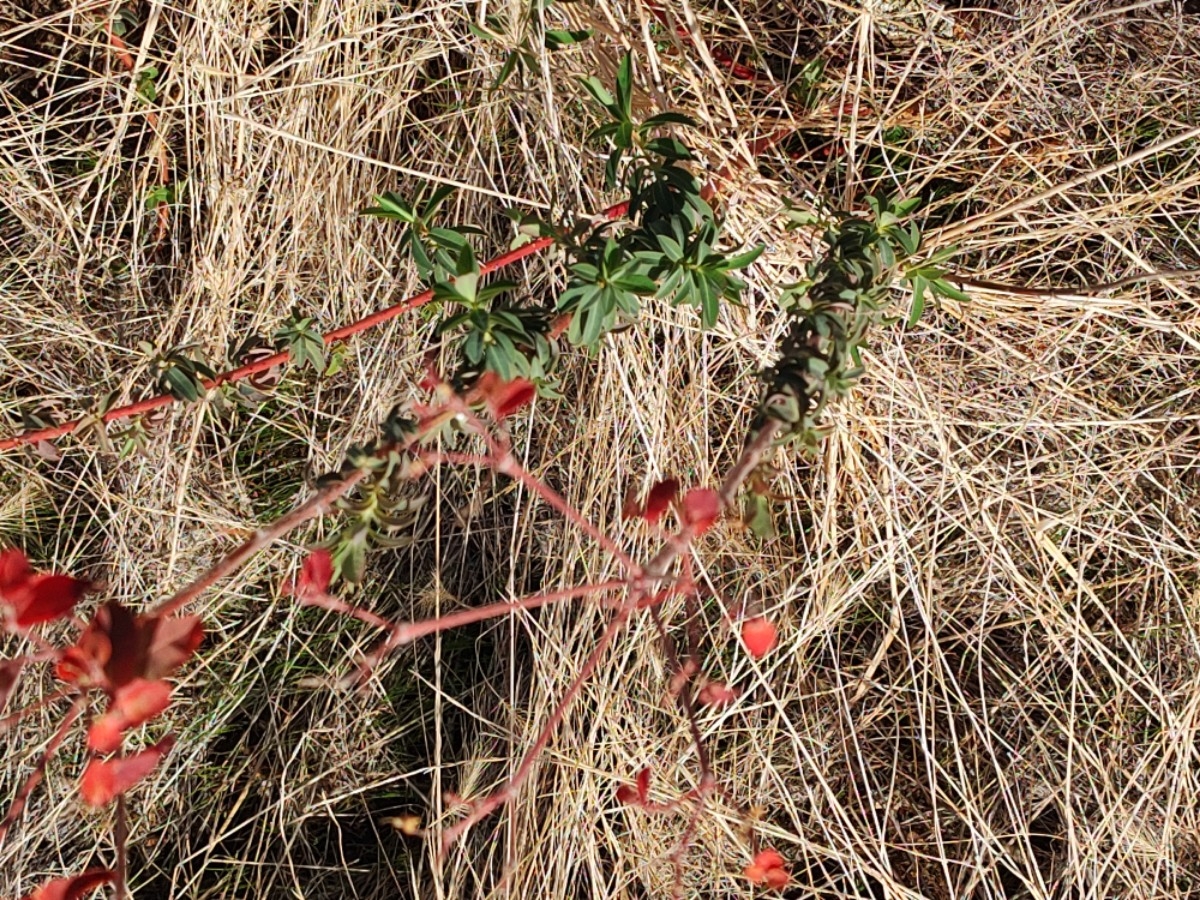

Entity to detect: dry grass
[2,0,1200,897]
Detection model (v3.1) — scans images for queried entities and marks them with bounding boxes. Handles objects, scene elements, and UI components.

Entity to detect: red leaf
[143,614,203,682]
[642,479,679,525]
[741,617,778,659]
[681,488,721,535]
[0,549,32,591]
[472,372,536,420]
[616,767,652,806]
[56,604,201,691]
[22,869,115,900]
[293,549,333,599]
[696,681,739,707]
[0,550,89,629]
[88,679,173,753]
[80,736,174,807]
[16,574,89,627]
[745,848,789,889]
[635,766,651,801]
[615,783,640,805]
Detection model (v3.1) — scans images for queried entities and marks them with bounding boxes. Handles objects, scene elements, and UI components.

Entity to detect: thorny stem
[0,203,629,453]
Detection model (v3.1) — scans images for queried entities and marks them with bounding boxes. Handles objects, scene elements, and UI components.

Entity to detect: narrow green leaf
[615,53,633,121]
[907,275,928,327]
[579,76,615,112]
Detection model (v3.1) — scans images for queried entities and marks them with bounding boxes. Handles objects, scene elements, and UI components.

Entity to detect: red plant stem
[150,468,368,617]
[435,419,782,849]
[438,605,635,852]
[0,203,629,454]
[151,407,454,618]
[357,578,629,667]
[421,449,639,575]
[0,698,83,845]
[114,792,129,900]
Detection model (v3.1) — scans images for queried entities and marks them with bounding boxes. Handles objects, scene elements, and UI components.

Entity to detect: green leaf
[643,137,693,160]
[907,275,927,327]
[615,53,633,121]
[723,244,765,270]
[494,50,521,89]
[579,76,615,112]
[641,111,698,129]
[544,28,592,49]
[930,278,971,302]
[468,21,500,41]
[164,367,195,402]
[745,493,777,539]
[361,192,415,221]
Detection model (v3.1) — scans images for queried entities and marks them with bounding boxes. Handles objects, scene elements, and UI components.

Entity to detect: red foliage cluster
[21,871,115,900]
[745,848,790,889]
[1,549,203,900]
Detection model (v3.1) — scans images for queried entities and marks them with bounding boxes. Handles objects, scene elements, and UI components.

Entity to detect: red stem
[438,605,635,852]
[0,203,629,453]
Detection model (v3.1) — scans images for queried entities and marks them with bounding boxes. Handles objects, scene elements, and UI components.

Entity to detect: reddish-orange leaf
[741,617,778,659]
[58,604,201,691]
[0,548,29,588]
[681,488,721,535]
[15,574,90,627]
[143,614,203,682]
[643,479,679,525]
[745,848,789,889]
[472,372,537,420]
[80,735,175,807]
[615,783,640,805]
[0,550,89,629]
[21,869,115,900]
[88,679,173,753]
[293,549,333,599]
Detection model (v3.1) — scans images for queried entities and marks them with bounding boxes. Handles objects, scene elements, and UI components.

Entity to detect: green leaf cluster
[755,195,964,448]
[361,185,479,282]
[140,342,215,403]
[273,310,326,373]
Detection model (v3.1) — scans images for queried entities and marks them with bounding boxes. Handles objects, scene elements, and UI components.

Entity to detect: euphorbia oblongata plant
[1,49,960,899]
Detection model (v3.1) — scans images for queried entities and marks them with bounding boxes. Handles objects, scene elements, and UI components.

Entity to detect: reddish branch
[0,204,628,454]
